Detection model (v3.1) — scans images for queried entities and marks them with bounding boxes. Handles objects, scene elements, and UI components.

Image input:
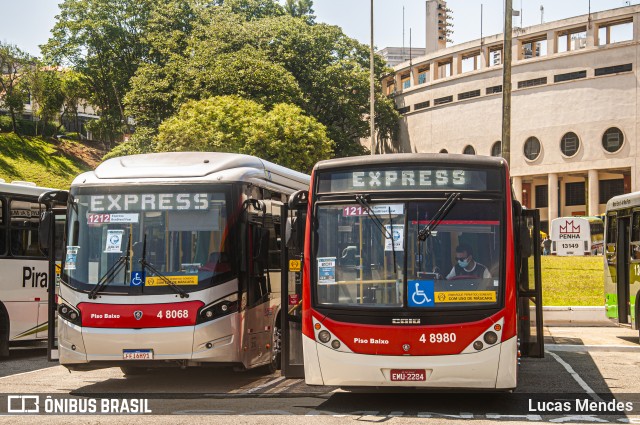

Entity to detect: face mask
[457,258,469,268]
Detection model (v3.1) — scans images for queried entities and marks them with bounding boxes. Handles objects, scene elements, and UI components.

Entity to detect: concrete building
[383,4,638,232]
[378,47,427,68]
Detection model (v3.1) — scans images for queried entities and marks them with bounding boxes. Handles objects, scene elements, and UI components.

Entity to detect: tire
[120,366,148,376]
[268,323,282,374]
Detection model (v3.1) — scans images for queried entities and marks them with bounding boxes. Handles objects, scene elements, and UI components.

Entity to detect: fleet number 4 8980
[419,333,457,343]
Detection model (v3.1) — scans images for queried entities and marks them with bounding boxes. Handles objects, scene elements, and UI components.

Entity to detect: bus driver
[446,244,491,280]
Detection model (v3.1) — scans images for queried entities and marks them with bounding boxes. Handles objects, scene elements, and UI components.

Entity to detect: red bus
[281,154,543,388]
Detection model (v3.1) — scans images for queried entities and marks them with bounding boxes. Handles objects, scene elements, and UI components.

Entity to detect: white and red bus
[50,152,309,374]
[289,154,543,388]
[0,180,65,356]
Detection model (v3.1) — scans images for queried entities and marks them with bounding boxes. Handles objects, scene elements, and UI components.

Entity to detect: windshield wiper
[355,194,398,274]
[417,192,461,241]
[139,234,189,299]
[88,233,131,299]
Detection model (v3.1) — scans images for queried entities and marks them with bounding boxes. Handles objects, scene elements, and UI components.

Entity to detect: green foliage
[0,42,31,133]
[25,65,66,136]
[155,96,332,172]
[124,1,399,158]
[103,126,157,160]
[0,132,88,188]
[41,0,156,142]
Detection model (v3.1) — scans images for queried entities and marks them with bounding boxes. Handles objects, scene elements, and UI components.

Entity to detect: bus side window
[606,214,617,265]
[10,199,45,258]
[0,198,5,256]
[631,212,640,260]
[248,225,270,306]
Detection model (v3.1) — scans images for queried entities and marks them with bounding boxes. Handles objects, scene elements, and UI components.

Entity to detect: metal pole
[501,0,513,165]
[370,0,376,155]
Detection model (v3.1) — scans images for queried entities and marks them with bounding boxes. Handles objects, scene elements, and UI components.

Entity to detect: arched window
[491,141,502,157]
[439,149,448,154]
[463,145,475,155]
[524,137,541,161]
[560,132,580,157]
[602,127,624,153]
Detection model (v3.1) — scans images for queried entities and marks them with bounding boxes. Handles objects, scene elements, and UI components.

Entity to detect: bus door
[516,208,544,357]
[280,190,307,378]
[616,215,631,324]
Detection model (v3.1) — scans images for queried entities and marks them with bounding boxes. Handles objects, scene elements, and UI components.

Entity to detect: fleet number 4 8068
[420,333,457,343]
[157,310,189,319]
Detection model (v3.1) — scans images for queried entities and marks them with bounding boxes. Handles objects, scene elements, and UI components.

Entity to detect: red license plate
[390,369,426,381]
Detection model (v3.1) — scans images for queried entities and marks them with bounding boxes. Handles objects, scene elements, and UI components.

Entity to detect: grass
[0,132,90,188]
[540,255,604,306]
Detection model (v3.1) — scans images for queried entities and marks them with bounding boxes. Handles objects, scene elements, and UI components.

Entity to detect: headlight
[58,303,81,326]
[484,331,498,345]
[318,330,331,343]
[197,294,239,324]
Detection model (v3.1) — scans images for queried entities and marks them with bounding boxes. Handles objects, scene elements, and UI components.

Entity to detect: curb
[540,306,612,325]
[546,344,640,353]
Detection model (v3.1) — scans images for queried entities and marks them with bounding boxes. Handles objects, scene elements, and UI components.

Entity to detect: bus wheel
[268,323,282,373]
[120,366,148,376]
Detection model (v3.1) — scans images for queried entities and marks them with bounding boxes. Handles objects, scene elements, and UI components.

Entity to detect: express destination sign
[318,167,501,193]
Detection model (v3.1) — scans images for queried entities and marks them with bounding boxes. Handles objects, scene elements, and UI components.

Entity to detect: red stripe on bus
[410,220,500,225]
[77,301,205,328]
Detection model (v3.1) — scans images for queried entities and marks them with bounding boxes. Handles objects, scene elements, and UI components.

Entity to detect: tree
[25,64,65,136]
[283,0,314,23]
[154,95,333,172]
[0,42,30,133]
[59,69,90,135]
[41,0,155,145]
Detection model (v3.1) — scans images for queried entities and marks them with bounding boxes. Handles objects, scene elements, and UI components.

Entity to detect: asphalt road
[0,335,639,424]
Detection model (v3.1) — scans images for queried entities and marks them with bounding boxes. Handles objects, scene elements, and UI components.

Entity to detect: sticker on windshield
[88,213,139,224]
[317,257,336,285]
[130,271,145,287]
[408,280,435,307]
[343,204,404,217]
[384,224,404,251]
[435,291,497,303]
[65,246,79,270]
[145,275,198,286]
[105,230,124,253]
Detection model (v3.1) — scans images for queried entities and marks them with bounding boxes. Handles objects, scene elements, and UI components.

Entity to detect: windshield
[314,199,503,309]
[63,186,234,295]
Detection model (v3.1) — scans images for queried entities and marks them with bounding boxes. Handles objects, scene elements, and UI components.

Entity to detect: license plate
[390,369,426,381]
[123,349,153,360]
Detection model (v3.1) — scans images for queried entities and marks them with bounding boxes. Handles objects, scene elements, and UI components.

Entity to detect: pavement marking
[546,344,640,353]
[546,350,603,402]
[0,365,58,381]
[242,376,286,394]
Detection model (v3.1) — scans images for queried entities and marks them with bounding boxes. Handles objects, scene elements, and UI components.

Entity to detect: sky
[0,0,636,57]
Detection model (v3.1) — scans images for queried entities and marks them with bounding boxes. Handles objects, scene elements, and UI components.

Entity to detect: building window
[461,52,480,73]
[439,149,448,154]
[518,77,547,89]
[397,106,410,114]
[463,145,475,155]
[438,60,452,79]
[602,127,624,153]
[595,63,632,76]
[486,85,502,94]
[599,179,625,204]
[554,70,587,83]
[565,182,585,206]
[535,185,548,208]
[434,95,453,105]
[491,141,501,157]
[414,100,430,110]
[489,47,502,66]
[385,80,395,96]
[417,66,429,85]
[557,27,587,53]
[458,89,480,100]
[521,36,547,59]
[598,20,633,45]
[524,136,541,161]
[401,74,410,90]
[560,132,580,157]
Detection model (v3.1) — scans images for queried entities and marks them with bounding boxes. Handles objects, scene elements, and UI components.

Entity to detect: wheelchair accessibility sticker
[130,271,145,287]
[408,280,435,307]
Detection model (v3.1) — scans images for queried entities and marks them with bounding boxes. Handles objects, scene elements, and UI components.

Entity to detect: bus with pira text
[43,152,309,374]
[280,154,543,388]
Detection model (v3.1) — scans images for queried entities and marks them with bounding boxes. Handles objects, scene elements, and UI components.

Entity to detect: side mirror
[243,198,266,213]
[288,190,308,209]
[39,211,52,255]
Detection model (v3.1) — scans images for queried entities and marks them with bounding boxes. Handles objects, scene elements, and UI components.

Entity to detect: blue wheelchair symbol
[130,271,144,287]
[408,280,435,307]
